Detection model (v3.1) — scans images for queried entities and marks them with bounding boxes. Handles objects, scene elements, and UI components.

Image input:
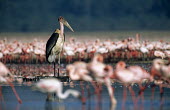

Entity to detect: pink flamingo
[66,61,93,104]
[127,64,153,104]
[150,59,170,104]
[88,54,113,82]
[0,62,22,104]
[151,59,165,80]
[154,51,165,59]
[87,54,117,108]
[111,61,152,109]
[67,54,117,109]
[34,78,81,100]
[160,64,170,81]
[66,61,92,82]
[111,61,137,109]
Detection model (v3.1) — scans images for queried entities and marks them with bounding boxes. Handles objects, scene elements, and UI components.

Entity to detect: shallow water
[1,63,170,110]
[1,82,170,110]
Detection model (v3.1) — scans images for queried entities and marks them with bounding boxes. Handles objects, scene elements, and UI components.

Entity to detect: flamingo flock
[0,53,170,110]
[0,35,170,63]
[66,54,170,108]
[0,35,170,109]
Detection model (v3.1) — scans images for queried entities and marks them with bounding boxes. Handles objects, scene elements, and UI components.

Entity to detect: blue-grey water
[1,82,170,110]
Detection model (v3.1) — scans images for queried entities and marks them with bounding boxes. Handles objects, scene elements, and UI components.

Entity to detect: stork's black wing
[46,33,59,62]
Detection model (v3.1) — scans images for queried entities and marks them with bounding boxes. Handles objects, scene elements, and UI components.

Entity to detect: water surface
[1,82,170,110]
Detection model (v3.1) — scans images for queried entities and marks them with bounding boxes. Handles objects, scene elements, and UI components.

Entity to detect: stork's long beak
[62,20,74,32]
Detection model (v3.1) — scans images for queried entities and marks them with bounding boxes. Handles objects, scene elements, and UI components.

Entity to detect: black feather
[46,33,59,63]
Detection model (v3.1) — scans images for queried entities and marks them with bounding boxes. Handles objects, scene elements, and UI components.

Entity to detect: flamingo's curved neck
[57,89,79,99]
[60,22,64,36]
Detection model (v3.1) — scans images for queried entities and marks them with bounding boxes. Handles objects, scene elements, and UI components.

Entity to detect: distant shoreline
[0,30,170,42]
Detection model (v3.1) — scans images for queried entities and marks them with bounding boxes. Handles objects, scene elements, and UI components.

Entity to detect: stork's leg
[58,53,61,77]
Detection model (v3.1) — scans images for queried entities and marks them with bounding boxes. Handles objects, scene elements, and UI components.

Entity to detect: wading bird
[87,54,117,108]
[66,61,92,82]
[0,62,22,104]
[46,16,74,77]
[151,59,170,91]
[111,61,152,109]
[34,78,80,100]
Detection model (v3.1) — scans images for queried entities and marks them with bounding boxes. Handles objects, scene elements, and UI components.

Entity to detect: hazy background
[0,0,170,32]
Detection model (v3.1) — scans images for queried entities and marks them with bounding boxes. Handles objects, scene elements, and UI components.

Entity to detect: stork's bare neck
[60,22,64,36]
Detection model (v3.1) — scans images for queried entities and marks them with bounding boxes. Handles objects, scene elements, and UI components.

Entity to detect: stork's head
[58,16,74,32]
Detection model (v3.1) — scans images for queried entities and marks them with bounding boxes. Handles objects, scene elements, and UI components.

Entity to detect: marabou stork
[46,16,74,77]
